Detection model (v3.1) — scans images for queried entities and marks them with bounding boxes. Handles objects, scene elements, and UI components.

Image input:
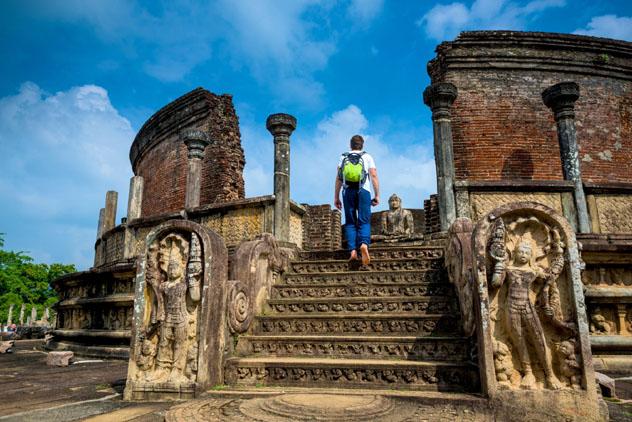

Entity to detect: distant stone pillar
[542,82,590,233]
[30,307,37,326]
[127,176,144,221]
[181,130,211,209]
[19,304,25,325]
[266,113,297,242]
[96,208,105,239]
[103,191,118,233]
[6,304,14,325]
[423,83,458,231]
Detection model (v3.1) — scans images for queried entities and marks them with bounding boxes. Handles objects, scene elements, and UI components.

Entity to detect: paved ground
[1,340,631,421]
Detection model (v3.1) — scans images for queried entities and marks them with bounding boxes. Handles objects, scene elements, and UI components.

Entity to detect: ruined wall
[428,31,632,184]
[301,204,341,251]
[423,195,440,235]
[131,88,245,217]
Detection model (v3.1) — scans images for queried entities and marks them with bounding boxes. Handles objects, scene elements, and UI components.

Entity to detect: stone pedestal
[542,82,591,233]
[124,220,228,401]
[266,114,297,243]
[423,83,458,231]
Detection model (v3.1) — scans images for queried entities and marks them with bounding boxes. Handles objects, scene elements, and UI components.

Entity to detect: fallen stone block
[0,340,14,353]
[595,371,616,398]
[47,351,74,366]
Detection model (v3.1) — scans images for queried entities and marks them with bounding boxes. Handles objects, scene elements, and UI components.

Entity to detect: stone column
[266,113,297,242]
[6,304,14,325]
[96,208,105,239]
[423,83,458,231]
[127,176,144,222]
[181,130,211,209]
[103,191,118,233]
[542,82,591,233]
[30,307,37,325]
[19,304,25,325]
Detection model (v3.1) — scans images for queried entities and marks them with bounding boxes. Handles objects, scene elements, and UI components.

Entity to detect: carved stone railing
[226,233,292,335]
[469,202,604,419]
[124,220,228,401]
[445,217,476,337]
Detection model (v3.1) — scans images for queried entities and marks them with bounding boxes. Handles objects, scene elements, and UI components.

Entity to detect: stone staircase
[224,245,480,393]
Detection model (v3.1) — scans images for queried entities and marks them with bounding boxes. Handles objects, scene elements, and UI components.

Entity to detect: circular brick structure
[130,88,246,218]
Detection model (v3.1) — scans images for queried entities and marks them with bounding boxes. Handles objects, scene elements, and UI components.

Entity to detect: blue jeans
[343,187,371,251]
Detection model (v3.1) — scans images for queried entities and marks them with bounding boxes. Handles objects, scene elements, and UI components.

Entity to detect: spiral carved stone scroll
[228,280,251,333]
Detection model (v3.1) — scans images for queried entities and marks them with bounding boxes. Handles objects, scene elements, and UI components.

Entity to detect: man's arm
[369,168,380,206]
[334,168,342,210]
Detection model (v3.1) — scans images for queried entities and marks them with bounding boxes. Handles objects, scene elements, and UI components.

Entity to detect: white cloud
[241,104,436,211]
[573,15,632,42]
[347,0,384,27]
[418,0,565,41]
[0,82,134,269]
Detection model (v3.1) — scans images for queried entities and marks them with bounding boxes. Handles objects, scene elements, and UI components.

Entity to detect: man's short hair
[350,135,364,150]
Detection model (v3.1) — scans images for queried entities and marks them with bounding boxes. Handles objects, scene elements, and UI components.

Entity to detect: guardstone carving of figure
[488,216,580,391]
[134,231,202,385]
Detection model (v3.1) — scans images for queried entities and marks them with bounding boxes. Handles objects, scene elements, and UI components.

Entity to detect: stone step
[289,258,442,274]
[235,335,470,362]
[253,314,460,336]
[271,282,454,299]
[224,357,479,392]
[266,296,457,315]
[282,270,445,286]
[299,246,444,261]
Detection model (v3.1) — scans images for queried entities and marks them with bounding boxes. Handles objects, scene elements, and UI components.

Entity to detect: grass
[211,384,228,391]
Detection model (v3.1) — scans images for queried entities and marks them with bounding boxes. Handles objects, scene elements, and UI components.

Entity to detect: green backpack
[339,152,367,186]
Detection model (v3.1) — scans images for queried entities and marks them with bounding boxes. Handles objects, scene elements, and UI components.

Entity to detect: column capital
[423,83,457,119]
[542,82,580,120]
[266,113,297,138]
[181,129,211,159]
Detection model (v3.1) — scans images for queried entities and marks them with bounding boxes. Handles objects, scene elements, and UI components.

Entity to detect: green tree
[0,233,75,324]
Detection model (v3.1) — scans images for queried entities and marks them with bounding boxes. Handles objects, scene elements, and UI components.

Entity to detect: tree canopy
[0,233,75,324]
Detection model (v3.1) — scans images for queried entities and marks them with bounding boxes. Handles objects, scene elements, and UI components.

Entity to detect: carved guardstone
[124,220,228,400]
[471,202,605,420]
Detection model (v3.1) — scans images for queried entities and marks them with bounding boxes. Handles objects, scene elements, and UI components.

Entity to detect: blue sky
[1,0,630,269]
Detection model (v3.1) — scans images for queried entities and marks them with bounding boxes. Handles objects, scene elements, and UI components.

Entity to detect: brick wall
[429,31,632,185]
[423,195,440,234]
[302,204,341,251]
[131,88,245,217]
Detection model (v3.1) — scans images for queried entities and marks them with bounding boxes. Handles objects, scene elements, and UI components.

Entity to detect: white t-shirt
[338,150,376,193]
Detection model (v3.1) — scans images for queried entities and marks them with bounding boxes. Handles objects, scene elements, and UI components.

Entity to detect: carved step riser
[267,299,457,315]
[224,363,479,392]
[236,339,469,361]
[282,271,445,286]
[271,284,455,299]
[300,248,444,261]
[289,259,443,274]
[254,317,460,336]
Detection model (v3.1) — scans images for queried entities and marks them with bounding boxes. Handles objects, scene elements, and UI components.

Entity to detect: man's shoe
[360,244,370,266]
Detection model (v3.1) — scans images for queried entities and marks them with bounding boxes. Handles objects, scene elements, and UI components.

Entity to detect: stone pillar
[127,176,144,221]
[266,113,297,242]
[30,307,37,326]
[617,304,627,336]
[19,304,25,325]
[96,208,105,239]
[6,304,14,325]
[103,191,118,233]
[542,82,591,233]
[181,130,211,209]
[423,83,458,231]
